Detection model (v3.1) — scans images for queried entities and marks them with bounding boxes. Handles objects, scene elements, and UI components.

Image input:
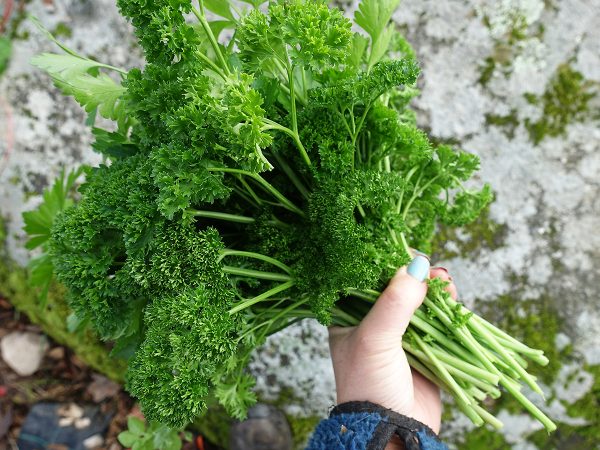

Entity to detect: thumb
[359,255,430,340]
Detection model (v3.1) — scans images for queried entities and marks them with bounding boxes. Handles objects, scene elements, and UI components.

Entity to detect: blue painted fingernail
[407,254,430,282]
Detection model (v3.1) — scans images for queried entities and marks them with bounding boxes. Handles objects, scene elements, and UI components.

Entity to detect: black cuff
[330,401,445,450]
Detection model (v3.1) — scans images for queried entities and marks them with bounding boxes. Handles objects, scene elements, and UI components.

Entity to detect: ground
[0,0,599,449]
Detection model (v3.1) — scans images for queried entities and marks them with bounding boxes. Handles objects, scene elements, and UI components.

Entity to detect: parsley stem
[468,316,543,395]
[404,342,500,393]
[222,266,291,282]
[398,232,411,256]
[402,174,440,220]
[271,150,310,199]
[262,119,312,168]
[408,329,473,407]
[352,104,372,146]
[193,5,231,75]
[498,375,556,432]
[194,50,227,80]
[207,167,305,217]
[237,176,264,206]
[191,210,255,223]
[472,404,504,430]
[331,307,360,326]
[219,250,292,274]
[286,60,299,131]
[396,166,419,214]
[229,281,295,315]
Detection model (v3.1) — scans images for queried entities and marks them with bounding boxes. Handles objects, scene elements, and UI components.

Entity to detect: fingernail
[407,254,430,282]
[432,266,449,274]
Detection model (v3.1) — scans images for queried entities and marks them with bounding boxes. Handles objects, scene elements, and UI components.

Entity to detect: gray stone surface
[1,0,599,448]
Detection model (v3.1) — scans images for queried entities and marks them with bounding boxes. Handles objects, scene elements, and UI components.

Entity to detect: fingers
[359,256,429,340]
[430,266,458,300]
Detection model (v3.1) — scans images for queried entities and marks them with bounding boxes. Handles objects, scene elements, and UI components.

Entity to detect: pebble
[0,331,47,376]
[83,434,104,449]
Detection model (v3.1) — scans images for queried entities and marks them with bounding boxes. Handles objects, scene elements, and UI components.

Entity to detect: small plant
[118,417,191,450]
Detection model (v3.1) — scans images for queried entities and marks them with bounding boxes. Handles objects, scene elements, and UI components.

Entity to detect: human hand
[328,257,457,446]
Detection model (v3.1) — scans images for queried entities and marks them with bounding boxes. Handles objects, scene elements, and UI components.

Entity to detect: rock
[47,346,66,360]
[86,374,121,403]
[58,403,84,420]
[83,434,104,449]
[230,404,292,450]
[75,417,92,429]
[18,402,112,450]
[0,331,47,376]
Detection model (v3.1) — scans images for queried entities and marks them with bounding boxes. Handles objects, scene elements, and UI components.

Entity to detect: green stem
[229,281,295,315]
[399,231,412,256]
[411,312,484,368]
[499,374,556,432]
[473,314,548,364]
[219,250,292,274]
[467,316,543,396]
[207,167,305,217]
[408,330,473,407]
[435,294,542,389]
[222,266,291,282]
[262,120,311,168]
[238,176,264,206]
[404,342,499,395]
[271,150,310,199]
[402,174,441,220]
[191,210,254,223]
[396,166,419,214]
[346,288,377,302]
[472,404,504,430]
[192,5,230,75]
[423,298,502,376]
[232,186,258,207]
[332,307,360,326]
[352,104,372,146]
[286,60,299,136]
[195,50,227,79]
[262,298,308,337]
[356,203,366,218]
[408,353,484,427]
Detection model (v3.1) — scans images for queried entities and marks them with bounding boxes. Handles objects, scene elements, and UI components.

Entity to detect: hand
[328,260,457,447]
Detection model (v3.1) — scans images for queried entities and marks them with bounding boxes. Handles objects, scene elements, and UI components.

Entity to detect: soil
[0,295,219,450]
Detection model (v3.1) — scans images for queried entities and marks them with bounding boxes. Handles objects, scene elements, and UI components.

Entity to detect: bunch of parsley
[26,0,555,432]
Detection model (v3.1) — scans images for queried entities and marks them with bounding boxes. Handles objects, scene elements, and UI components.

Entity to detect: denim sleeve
[305,401,448,450]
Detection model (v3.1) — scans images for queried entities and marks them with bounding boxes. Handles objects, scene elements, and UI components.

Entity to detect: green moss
[525,63,598,144]
[458,425,510,449]
[518,364,600,449]
[432,204,508,261]
[0,215,126,382]
[477,11,545,88]
[289,416,320,449]
[270,386,321,449]
[7,3,31,40]
[52,23,73,38]
[485,109,519,139]
[478,57,496,86]
[0,36,11,76]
